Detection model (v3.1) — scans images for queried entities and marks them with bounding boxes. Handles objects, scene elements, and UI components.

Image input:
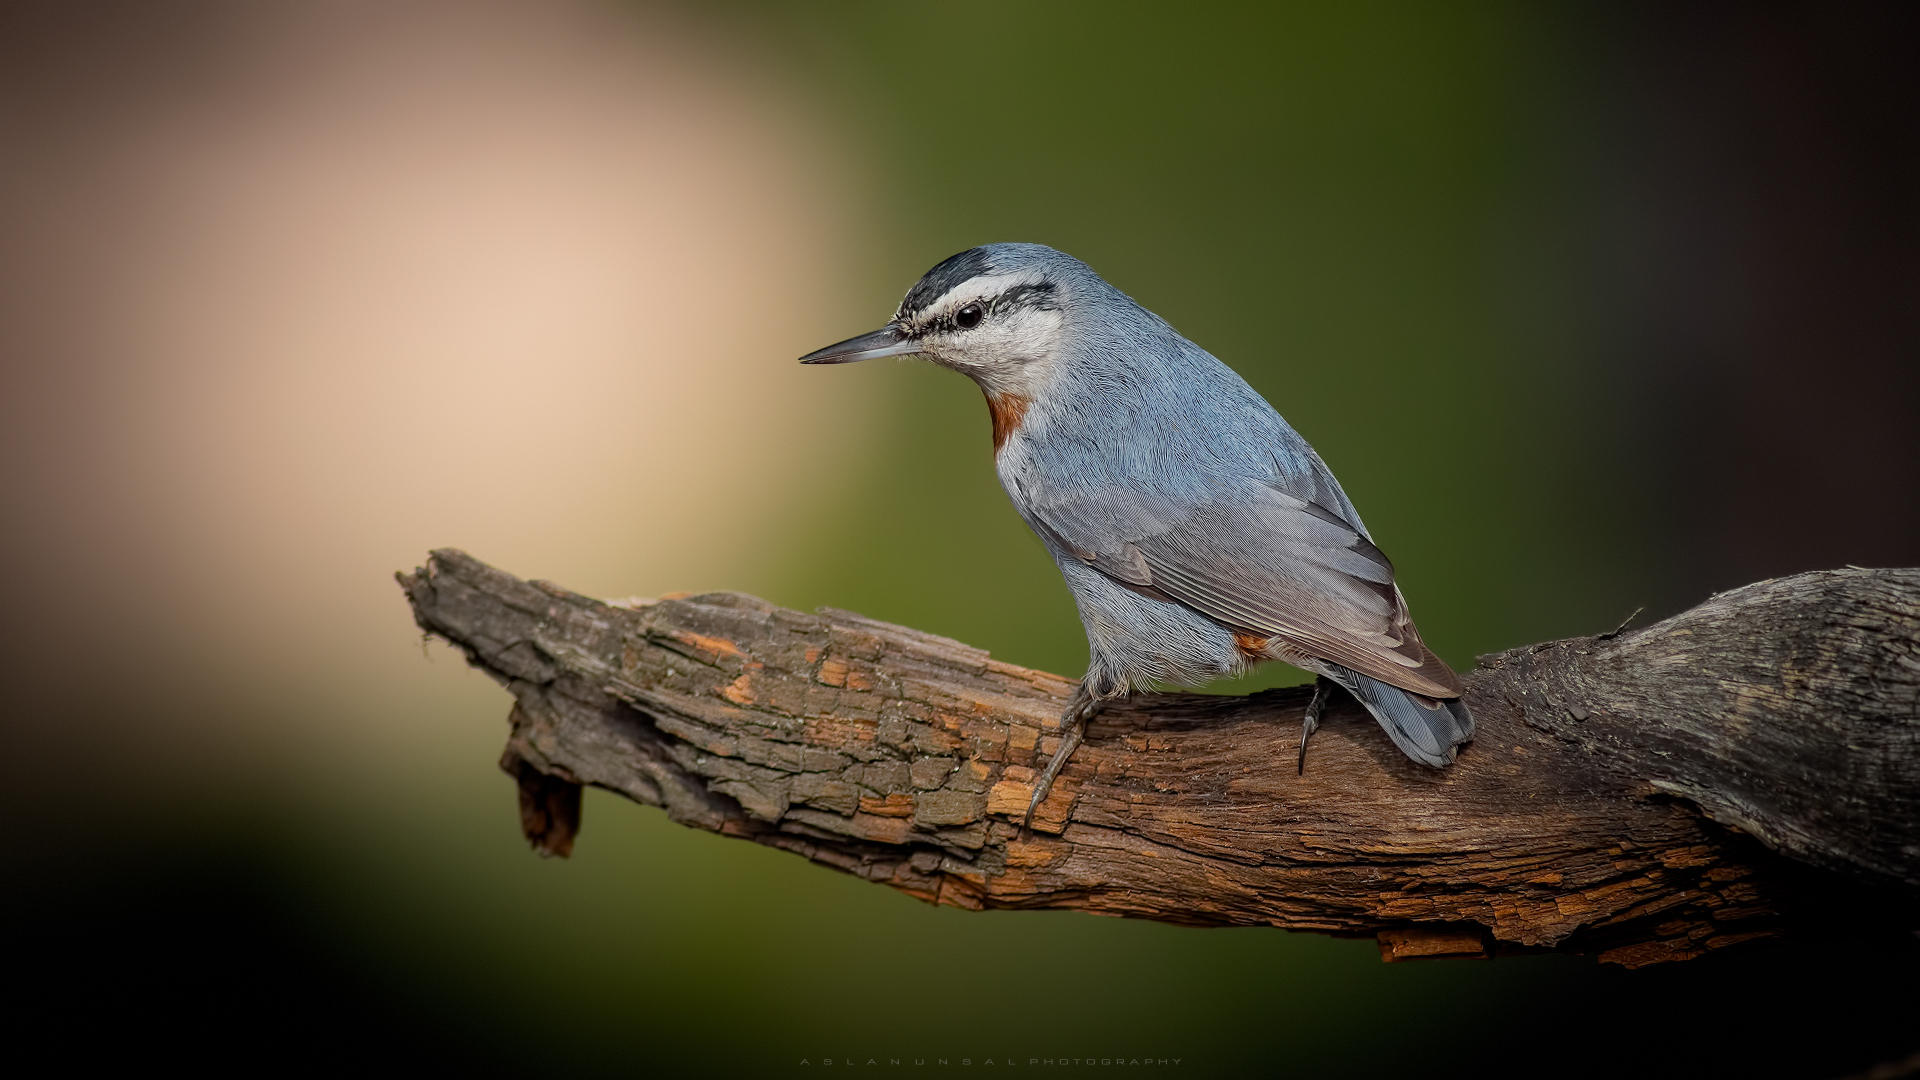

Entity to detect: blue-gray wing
[1026,480,1462,699]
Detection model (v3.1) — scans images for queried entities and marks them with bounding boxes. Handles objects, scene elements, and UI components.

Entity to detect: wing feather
[1032,482,1462,698]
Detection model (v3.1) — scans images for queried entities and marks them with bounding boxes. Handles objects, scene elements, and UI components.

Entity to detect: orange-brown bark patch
[671,629,744,660]
[720,673,754,705]
[1377,927,1489,962]
[1597,938,1703,968]
[935,875,986,910]
[859,793,916,818]
[985,779,1032,818]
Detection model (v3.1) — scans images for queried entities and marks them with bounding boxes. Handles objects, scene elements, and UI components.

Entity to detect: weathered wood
[397,550,1920,967]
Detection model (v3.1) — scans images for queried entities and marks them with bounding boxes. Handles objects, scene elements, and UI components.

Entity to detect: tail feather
[1324,663,1474,766]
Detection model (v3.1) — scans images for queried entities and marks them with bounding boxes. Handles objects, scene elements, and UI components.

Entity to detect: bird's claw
[1298,676,1332,775]
[1021,684,1102,835]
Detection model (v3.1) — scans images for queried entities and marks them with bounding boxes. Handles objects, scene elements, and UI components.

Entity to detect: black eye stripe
[997,281,1057,311]
[905,280,1057,337]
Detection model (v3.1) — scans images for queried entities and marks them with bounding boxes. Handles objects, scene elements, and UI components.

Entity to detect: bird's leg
[1022,680,1103,834]
[1298,676,1333,776]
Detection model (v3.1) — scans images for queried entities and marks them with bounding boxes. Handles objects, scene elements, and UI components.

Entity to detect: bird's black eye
[954,302,984,330]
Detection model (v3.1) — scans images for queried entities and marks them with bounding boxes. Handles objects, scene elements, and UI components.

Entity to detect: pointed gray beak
[798,325,921,365]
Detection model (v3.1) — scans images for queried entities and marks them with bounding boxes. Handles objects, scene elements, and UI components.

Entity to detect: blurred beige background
[1,0,872,791]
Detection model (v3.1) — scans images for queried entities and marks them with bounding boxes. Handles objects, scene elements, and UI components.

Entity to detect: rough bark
[397,550,1920,967]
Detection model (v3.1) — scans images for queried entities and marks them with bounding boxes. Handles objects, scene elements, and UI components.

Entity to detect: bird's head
[800,243,1090,403]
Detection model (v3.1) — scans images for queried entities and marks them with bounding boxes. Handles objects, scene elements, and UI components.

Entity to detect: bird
[799,243,1473,830]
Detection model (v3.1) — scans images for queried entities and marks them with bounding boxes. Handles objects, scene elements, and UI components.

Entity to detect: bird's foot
[1298,676,1333,775]
[1022,683,1104,835]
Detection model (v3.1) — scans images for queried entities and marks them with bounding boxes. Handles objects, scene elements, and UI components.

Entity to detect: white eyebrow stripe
[907,271,1045,327]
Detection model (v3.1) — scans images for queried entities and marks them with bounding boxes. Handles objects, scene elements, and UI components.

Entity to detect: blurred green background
[3,1,1916,1076]
[761,0,1598,684]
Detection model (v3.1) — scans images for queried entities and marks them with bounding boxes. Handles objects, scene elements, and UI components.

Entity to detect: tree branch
[398,551,1919,968]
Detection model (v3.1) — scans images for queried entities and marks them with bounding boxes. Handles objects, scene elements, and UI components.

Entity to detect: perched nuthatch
[802,243,1473,827]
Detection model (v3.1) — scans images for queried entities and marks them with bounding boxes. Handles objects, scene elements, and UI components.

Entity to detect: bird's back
[1000,295,1366,543]
[999,283,1463,704]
